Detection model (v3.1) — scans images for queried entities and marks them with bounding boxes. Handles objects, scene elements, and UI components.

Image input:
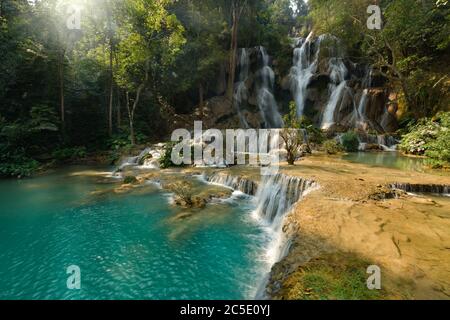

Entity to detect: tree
[280,101,303,165]
[308,0,450,118]
[226,0,248,101]
[115,0,185,145]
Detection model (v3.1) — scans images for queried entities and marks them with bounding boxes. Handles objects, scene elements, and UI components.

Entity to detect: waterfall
[202,171,318,298]
[253,173,318,298]
[253,174,317,267]
[390,183,449,195]
[289,32,319,117]
[355,67,373,128]
[234,47,283,128]
[235,48,250,128]
[118,147,152,170]
[256,47,284,128]
[321,55,349,129]
[205,171,318,260]
[254,174,316,228]
[115,145,163,173]
[205,173,258,196]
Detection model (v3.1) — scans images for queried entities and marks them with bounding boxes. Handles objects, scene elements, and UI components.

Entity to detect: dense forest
[0,0,449,177]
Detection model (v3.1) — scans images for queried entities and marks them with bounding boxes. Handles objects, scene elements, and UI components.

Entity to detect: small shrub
[160,142,192,169]
[322,139,343,155]
[167,180,194,207]
[399,112,449,168]
[340,131,360,152]
[299,116,325,145]
[0,149,39,178]
[52,147,87,161]
[123,176,137,184]
[424,128,450,168]
[281,102,304,165]
[160,142,176,169]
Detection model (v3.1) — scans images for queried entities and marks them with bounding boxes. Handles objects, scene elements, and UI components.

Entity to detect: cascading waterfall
[234,47,283,129]
[289,34,397,134]
[254,174,317,262]
[205,173,258,196]
[253,173,318,298]
[321,54,350,129]
[256,47,284,128]
[203,171,318,298]
[390,183,450,195]
[115,145,164,174]
[117,147,154,171]
[355,67,373,128]
[290,32,318,117]
[235,48,251,128]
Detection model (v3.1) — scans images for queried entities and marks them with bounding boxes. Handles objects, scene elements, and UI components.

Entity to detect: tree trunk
[108,40,114,136]
[199,83,204,118]
[226,3,239,103]
[58,50,66,137]
[125,91,135,145]
[129,119,135,146]
[127,84,145,146]
[117,88,121,128]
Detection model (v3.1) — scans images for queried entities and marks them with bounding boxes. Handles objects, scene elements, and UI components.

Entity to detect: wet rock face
[289,35,398,134]
[173,36,399,133]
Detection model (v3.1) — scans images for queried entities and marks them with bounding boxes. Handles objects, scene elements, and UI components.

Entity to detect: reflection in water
[342,152,427,172]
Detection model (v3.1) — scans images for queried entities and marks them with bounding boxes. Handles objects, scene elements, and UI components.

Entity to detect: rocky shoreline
[116,153,450,300]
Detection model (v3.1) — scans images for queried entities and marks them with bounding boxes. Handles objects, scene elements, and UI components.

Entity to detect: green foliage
[308,0,450,117]
[52,147,87,162]
[123,176,138,184]
[400,112,450,168]
[322,139,343,155]
[108,132,147,151]
[340,131,360,152]
[0,147,39,178]
[299,116,325,145]
[425,130,450,168]
[281,102,304,165]
[160,142,177,169]
[280,252,389,300]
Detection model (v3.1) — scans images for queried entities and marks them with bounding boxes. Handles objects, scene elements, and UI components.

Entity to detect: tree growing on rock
[280,102,304,165]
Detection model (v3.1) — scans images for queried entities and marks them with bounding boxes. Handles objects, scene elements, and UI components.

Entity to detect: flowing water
[0,167,271,300]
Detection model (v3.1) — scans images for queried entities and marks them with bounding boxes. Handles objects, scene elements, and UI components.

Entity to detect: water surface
[342,152,427,172]
[0,167,269,300]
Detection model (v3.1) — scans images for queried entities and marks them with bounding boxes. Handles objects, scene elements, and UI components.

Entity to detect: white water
[235,48,250,128]
[257,47,284,128]
[290,32,318,117]
[321,54,349,129]
[354,67,373,129]
[234,47,283,128]
[205,171,318,298]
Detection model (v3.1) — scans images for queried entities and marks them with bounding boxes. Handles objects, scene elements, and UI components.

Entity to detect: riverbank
[162,154,450,299]
[270,155,450,299]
